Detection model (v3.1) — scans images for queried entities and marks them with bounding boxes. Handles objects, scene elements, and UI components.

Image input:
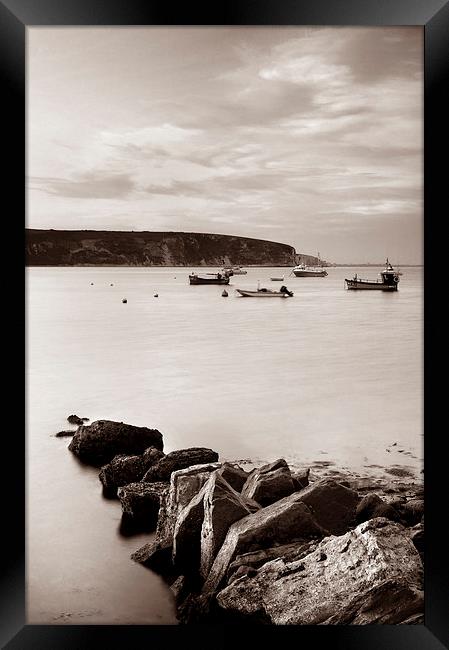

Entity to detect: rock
[402,499,424,526]
[131,538,174,576]
[202,491,326,595]
[173,472,255,578]
[67,414,85,426]
[156,463,221,542]
[227,540,319,581]
[118,481,168,531]
[142,447,219,483]
[170,576,188,604]
[241,459,297,507]
[55,430,76,437]
[410,526,424,560]
[218,463,249,492]
[216,518,424,625]
[294,478,360,535]
[356,493,402,525]
[99,455,144,497]
[228,565,257,585]
[99,446,165,497]
[68,420,163,465]
[291,468,310,490]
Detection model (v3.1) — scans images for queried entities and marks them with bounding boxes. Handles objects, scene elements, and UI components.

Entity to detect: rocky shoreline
[63,418,424,625]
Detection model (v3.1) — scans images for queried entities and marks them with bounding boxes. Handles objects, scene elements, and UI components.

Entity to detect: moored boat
[344,260,400,291]
[236,284,293,298]
[270,276,284,281]
[291,253,328,277]
[222,265,247,275]
[189,272,230,285]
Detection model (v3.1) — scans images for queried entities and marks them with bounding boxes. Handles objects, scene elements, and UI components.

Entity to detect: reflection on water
[26,266,423,623]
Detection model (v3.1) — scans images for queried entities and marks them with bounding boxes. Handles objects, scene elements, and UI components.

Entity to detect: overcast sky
[27,27,423,263]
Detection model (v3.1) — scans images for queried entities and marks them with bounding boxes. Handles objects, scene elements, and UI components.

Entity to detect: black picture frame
[2,0,447,647]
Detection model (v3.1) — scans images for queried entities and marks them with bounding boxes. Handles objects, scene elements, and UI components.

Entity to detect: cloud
[32,171,135,199]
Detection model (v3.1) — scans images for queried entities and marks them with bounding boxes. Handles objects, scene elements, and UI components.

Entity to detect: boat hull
[189,275,230,285]
[293,270,328,277]
[236,289,291,297]
[345,280,398,291]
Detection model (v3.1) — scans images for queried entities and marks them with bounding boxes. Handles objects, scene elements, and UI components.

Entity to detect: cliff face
[25,230,315,267]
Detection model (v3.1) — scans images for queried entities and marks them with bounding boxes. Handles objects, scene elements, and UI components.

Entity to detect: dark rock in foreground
[68,420,163,465]
[216,518,423,624]
[294,478,360,535]
[99,446,165,496]
[241,459,298,507]
[142,447,219,482]
[118,481,168,531]
[356,493,402,525]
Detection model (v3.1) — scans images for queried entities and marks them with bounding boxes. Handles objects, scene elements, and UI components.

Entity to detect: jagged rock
[241,459,297,507]
[227,540,319,581]
[67,414,85,425]
[295,478,360,535]
[156,463,221,542]
[68,420,163,465]
[55,430,76,437]
[216,518,424,625]
[218,463,249,492]
[99,455,144,497]
[409,525,424,560]
[173,472,256,578]
[291,468,310,490]
[202,491,326,595]
[131,538,174,575]
[356,493,402,524]
[99,446,165,497]
[402,499,424,526]
[118,481,168,530]
[142,447,219,483]
[170,576,188,604]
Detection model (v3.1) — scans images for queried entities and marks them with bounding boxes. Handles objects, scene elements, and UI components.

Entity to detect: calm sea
[26,265,423,624]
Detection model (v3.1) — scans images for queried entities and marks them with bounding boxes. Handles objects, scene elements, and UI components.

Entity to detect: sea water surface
[26,265,423,624]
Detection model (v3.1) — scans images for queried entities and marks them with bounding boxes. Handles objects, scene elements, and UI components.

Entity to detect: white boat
[236,284,293,298]
[291,253,328,277]
[222,265,247,275]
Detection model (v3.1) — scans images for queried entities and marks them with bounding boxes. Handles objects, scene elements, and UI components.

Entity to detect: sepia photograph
[25,25,425,626]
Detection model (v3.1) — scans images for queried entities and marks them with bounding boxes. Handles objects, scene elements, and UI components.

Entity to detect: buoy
[154,293,158,297]
[110,283,114,286]
[90,282,94,285]
[222,290,228,297]
[122,298,127,303]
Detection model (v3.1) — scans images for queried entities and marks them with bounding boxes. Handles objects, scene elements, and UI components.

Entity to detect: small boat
[345,259,400,291]
[236,284,293,298]
[291,253,328,277]
[189,272,231,285]
[270,276,284,281]
[222,265,247,275]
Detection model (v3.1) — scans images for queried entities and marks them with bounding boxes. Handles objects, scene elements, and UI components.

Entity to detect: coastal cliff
[25,229,322,267]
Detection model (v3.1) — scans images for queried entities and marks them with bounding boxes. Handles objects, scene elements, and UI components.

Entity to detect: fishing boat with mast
[236,281,294,298]
[344,259,400,291]
[189,271,231,285]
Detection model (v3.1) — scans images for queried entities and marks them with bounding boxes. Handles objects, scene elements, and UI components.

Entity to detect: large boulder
[295,478,360,535]
[131,538,174,576]
[172,472,257,578]
[402,499,424,526]
[202,490,326,595]
[68,420,163,465]
[356,493,402,525]
[99,446,165,497]
[156,463,221,542]
[241,459,297,507]
[227,540,319,582]
[216,518,424,624]
[118,481,168,531]
[218,463,249,492]
[142,448,219,483]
